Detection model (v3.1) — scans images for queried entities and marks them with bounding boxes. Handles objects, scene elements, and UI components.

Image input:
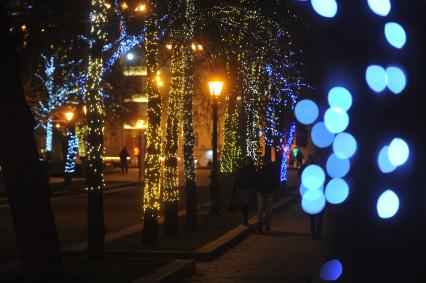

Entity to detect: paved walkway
[185,199,331,283]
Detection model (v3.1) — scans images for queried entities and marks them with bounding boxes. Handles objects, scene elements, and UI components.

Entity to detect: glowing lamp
[135,3,146,13]
[65,111,74,122]
[126,53,135,61]
[209,81,224,97]
[136,119,147,130]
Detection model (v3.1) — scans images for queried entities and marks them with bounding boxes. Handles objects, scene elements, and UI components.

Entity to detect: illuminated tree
[85,0,108,260]
[142,0,163,246]
[34,49,81,155]
[182,27,198,230]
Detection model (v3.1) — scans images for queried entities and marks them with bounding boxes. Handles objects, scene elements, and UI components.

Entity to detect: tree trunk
[0,9,64,280]
[142,0,162,246]
[182,0,198,231]
[164,201,179,237]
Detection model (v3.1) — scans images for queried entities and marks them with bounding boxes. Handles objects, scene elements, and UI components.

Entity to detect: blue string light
[280,122,296,182]
[65,131,78,174]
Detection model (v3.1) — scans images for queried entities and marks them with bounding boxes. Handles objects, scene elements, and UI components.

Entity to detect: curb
[132,259,196,283]
[80,196,295,262]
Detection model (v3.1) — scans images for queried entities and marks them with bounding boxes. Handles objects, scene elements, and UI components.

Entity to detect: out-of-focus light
[386,66,406,94]
[135,3,146,13]
[333,132,357,159]
[388,138,409,167]
[324,107,349,134]
[191,44,197,51]
[55,123,61,129]
[65,111,74,122]
[302,189,326,215]
[301,164,326,190]
[126,53,135,61]
[328,87,352,111]
[385,22,406,49]
[300,184,308,197]
[104,2,111,9]
[311,122,335,148]
[367,0,391,17]
[366,65,387,93]
[325,178,349,205]
[197,44,203,51]
[295,99,319,125]
[326,154,350,178]
[311,0,338,18]
[166,44,172,50]
[377,189,399,219]
[378,145,397,173]
[121,2,129,9]
[320,259,343,281]
[21,24,27,31]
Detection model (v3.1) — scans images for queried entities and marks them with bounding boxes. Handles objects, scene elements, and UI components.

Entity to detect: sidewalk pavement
[49,168,211,187]
[184,199,331,283]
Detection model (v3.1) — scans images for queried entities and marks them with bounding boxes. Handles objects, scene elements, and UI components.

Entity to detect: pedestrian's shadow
[256,230,310,238]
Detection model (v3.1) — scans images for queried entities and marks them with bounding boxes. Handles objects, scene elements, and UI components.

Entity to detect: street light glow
[135,3,146,13]
[208,81,224,97]
[65,111,74,122]
[126,53,135,61]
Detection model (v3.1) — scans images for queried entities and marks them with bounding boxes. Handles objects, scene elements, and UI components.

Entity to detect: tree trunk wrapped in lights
[163,17,184,237]
[164,0,197,235]
[142,0,162,246]
[182,0,197,230]
[85,0,108,261]
[243,61,263,168]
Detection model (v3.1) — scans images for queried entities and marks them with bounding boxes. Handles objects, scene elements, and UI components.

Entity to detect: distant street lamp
[65,111,74,122]
[126,52,135,61]
[135,3,146,13]
[208,80,224,215]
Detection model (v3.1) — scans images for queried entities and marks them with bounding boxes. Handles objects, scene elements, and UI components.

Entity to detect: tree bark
[0,8,64,280]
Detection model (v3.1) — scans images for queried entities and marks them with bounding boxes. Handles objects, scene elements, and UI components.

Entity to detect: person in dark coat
[119,146,129,174]
[234,156,256,225]
[257,157,280,231]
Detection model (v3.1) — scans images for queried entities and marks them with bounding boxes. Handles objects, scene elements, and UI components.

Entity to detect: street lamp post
[208,81,224,215]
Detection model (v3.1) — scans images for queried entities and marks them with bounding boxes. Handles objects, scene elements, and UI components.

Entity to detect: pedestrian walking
[119,146,129,174]
[257,157,280,231]
[234,156,256,225]
[298,154,323,240]
[296,149,304,168]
